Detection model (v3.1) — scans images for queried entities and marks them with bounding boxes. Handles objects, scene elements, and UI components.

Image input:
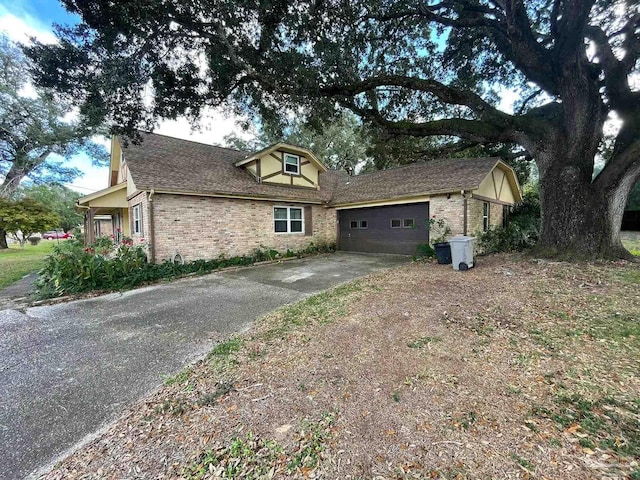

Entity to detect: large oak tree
[28,0,640,258]
[0,35,107,248]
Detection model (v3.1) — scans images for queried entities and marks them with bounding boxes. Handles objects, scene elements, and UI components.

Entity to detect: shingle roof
[122,132,501,205]
[122,132,333,203]
[330,157,501,205]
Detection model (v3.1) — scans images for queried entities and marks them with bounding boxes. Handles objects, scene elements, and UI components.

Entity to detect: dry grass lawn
[44,254,640,480]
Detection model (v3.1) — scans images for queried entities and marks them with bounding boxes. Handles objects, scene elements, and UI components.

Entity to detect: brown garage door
[338,202,430,254]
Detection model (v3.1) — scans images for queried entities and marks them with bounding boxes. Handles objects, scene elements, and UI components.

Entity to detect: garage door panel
[339,202,430,255]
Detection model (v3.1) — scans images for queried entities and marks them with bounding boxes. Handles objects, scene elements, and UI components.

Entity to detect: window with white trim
[133,204,142,234]
[482,202,490,232]
[403,218,415,228]
[390,218,401,229]
[274,206,303,233]
[283,153,301,175]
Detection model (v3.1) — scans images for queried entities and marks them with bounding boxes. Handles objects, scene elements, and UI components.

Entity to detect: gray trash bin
[449,236,475,271]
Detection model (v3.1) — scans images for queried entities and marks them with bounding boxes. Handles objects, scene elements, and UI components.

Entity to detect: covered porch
[76,183,130,244]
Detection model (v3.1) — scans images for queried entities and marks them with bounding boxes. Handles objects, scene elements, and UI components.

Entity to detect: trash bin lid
[448,235,475,242]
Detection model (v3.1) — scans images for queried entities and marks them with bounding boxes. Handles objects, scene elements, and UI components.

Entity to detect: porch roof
[76,183,128,210]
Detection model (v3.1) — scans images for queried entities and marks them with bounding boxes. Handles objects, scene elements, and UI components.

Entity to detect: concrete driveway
[0,252,408,480]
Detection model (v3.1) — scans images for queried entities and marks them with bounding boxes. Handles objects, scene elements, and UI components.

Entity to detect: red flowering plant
[427,215,452,246]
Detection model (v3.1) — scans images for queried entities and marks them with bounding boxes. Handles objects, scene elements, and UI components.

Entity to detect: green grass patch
[184,413,336,479]
[207,338,242,377]
[511,453,534,471]
[163,369,191,386]
[209,338,242,358]
[621,232,640,257]
[260,281,365,341]
[616,268,640,285]
[0,241,56,289]
[531,390,640,457]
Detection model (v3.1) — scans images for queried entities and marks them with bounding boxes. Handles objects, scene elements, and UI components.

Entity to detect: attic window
[283,153,300,175]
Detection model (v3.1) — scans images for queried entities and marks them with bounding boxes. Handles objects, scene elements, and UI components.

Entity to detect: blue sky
[0,0,245,194]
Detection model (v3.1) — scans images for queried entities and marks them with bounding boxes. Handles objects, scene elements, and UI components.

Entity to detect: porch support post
[85,208,96,245]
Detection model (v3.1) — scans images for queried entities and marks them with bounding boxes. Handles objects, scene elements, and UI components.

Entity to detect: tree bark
[0,227,7,249]
[536,156,635,260]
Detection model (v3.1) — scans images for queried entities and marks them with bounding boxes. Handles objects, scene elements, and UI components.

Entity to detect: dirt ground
[43,254,639,480]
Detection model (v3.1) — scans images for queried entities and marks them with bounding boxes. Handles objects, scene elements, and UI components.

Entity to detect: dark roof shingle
[330,157,500,205]
[122,132,332,203]
[122,132,500,205]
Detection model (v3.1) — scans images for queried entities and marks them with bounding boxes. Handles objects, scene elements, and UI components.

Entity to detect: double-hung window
[274,206,303,233]
[482,202,490,232]
[283,153,300,175]
[133,204,142,235]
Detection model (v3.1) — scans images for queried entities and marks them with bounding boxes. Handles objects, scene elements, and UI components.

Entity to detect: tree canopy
[20,183,83,232]
[0,34,108,199]
[0,197,59,247]
[27,0,640,258]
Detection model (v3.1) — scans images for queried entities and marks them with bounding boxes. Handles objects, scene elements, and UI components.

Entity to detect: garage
[338,202,430,254]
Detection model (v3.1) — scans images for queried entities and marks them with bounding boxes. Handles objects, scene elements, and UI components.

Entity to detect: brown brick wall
[491,202,504,229]
[468,198,504,235]
[429,194,465,238]
[150,194,337,262]
[429,195,506,240]
[127,191,150,242]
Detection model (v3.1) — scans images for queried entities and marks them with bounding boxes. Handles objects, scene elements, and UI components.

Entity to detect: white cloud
[154,108,249,146]
[65,159,110,194]
[0,6,57,44]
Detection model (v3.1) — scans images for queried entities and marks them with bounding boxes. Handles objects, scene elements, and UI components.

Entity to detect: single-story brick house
[77,132,522,261]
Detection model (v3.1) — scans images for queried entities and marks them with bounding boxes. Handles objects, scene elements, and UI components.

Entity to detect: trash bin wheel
[459,262,469,271]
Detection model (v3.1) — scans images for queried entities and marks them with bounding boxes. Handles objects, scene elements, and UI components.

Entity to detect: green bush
[35,240,337,299]
[478,187,540,253]
[28,237,41,246]
[415,243,436,258]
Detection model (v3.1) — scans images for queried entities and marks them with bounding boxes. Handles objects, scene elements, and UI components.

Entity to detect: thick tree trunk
[536,157,633,260]
[0,227,7,249]
[530,60,636,260]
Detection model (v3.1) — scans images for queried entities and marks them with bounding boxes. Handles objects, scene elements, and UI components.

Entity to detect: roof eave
[139,187,326,205]
[77,182,127,205]
[330,187,479,207]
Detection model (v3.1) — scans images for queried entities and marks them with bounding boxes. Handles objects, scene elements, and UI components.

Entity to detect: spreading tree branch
[341,98,515,144]
[321,75,515,129]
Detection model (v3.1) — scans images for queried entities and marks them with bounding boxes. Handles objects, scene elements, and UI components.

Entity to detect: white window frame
[390,218,401,229]
[482,202,490,232]
[133,204,142,235]
[403,218,415,229]
[274,206,304,234]
[283,153,301,175]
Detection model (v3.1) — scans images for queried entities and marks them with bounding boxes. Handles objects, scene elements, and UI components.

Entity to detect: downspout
[148,189,156,263]
[461,190,468,236]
